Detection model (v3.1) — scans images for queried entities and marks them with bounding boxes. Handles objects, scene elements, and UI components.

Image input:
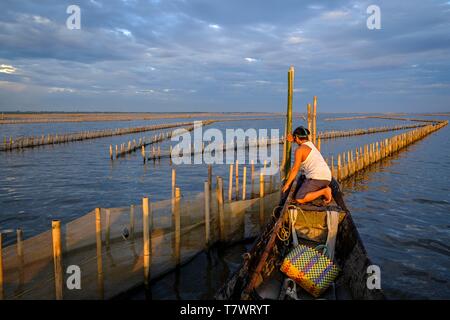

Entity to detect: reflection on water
[144,122,449,300]
[128,242,251,300]
[342,124,450,299]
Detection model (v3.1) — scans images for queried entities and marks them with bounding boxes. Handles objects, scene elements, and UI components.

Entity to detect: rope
[276,207,291,242]
[314,244,330,258]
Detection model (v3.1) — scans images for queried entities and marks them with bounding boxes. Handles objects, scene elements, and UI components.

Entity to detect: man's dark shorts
[295,179,331,200]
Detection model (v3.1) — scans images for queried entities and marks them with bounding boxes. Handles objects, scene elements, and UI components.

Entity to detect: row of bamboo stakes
[1,121,199,152]
[325,120,448,181]
[2,117,278,152]
[110,124,198,161]
[112,123,434,165]
[324,115,441,123]
[1,119,447,299]
[141,136,283,163]
[318,123,428,140]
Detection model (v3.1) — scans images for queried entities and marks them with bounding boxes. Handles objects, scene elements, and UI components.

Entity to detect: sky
[0,0,449,113]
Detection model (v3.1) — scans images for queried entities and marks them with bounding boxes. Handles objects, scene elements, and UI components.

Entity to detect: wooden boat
[216,176,385,300]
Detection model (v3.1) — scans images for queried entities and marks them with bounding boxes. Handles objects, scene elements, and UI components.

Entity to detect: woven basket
[280,244,340,298]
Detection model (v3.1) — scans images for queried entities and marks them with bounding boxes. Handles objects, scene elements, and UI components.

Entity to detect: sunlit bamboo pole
[259,171,265,229]
[16,229,24,288]
[95,208,104,299]
[235,160,239,200]
[228,164,233,202]
[142,197,151,288]
[284,66,294,178]
[242,166,247,200]
[307,103,312,140]
[51,220,63,300]
[313,96,317,145]
[216,177,225,241]
[208,165,212,191]
[130,204,135,240]
[174,188,181,265]
[251,160,255,198]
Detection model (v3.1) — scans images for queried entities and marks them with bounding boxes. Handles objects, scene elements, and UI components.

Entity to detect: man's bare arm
[282,147,303,192]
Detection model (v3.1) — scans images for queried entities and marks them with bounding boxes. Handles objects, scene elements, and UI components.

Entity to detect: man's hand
[282,183,291,193]
[286,133,294,143]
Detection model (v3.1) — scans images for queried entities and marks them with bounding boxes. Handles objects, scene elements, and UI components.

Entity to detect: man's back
[296,141,331,181]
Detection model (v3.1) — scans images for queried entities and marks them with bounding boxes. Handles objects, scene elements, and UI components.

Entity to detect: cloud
[0,80,26,92]
[32,15,51,24]
[286,36,307,45]
[208,24,221,30]
[321,10,350,20]
[0,64,17,74]
[415,83,450,89]
[0,0,449,112]
[115,28,133,37]
[136,89,155,94]
[48,87,76,93]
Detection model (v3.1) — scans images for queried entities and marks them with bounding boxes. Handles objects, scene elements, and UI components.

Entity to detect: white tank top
[301,141,332,181]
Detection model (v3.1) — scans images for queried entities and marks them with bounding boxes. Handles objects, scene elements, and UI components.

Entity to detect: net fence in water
[0,181,280,300]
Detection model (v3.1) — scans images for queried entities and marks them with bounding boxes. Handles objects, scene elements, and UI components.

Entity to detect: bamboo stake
[171,168,176,200]
[251,160,255,198]
[16,229,24,287]
[307,103,312,140]
[105,209,111,250]
[204,181,211,247]
[51,220,63,300]
[216,177,225,241]
[331,156,335,178]
[259,171,265,229]
[284,66,294,178]
[174,188,181,265]
[142,197,151,288]
[313,96,317,145]
[208,165,212,191]
[95,208,104,299]
[242,166,247,200]
[235,160,239,200]
[228,164,233,202]
[130,204,135,240]
[337,154,342,181]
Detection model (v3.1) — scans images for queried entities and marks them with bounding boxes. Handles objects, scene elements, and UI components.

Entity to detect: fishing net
[0,179,280,300]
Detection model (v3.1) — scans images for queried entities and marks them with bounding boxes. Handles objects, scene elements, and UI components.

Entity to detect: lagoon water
[0,113,449,299]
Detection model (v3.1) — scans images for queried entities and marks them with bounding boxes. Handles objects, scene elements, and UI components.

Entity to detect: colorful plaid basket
[280,244,340,298]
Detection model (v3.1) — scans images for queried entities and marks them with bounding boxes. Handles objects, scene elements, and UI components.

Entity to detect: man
[282,126,333,205]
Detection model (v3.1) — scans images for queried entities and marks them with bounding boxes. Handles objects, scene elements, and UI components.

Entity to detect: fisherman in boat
[282,126,333,205]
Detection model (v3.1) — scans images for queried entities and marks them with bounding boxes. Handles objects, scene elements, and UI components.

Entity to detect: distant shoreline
[0,112,284,125]
[0,111,447,125]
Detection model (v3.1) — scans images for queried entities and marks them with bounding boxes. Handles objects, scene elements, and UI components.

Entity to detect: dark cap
[293,126,310,138]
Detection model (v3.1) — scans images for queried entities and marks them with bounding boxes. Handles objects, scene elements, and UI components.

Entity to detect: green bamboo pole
[284,66,294,179]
